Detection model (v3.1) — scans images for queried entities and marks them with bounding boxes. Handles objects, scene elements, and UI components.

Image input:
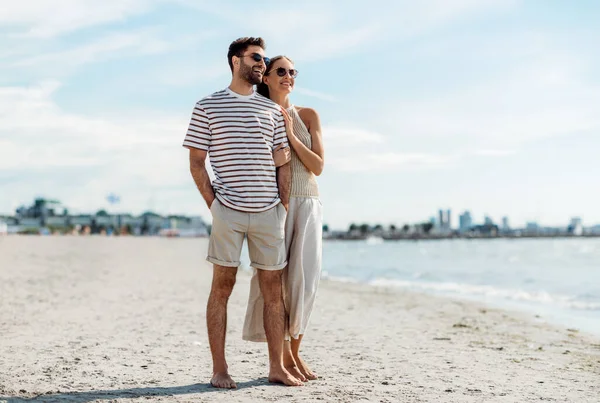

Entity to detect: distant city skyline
[2,1,600,229]
[2,197,598,233]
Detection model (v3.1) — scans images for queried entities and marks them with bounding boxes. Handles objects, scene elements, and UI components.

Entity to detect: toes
[287,366,307,382]
[304,369,316,379]
[269,373,304,386]
[290,374,303,386]
[211,375,236,389]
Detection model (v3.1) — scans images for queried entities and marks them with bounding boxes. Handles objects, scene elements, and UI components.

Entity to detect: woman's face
[265,58,298,96]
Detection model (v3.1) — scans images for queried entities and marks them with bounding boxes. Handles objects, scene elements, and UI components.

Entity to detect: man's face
[237,45,268,85]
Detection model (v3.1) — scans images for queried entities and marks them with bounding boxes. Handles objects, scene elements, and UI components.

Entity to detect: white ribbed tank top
[287,106,319,197]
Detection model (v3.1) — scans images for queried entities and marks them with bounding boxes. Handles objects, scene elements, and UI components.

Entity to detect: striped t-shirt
[182,88,288,212]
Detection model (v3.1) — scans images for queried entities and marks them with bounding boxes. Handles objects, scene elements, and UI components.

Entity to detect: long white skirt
[243,197,323,342]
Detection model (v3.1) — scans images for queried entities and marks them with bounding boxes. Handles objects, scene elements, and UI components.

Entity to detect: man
[182,37,301,388]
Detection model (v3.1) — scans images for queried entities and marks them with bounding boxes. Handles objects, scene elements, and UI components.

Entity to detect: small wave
[366,236,384,245]
[366,278,600,311]
[321,273,362,284]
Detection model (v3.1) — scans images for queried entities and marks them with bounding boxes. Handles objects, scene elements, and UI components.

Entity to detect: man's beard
[239,60,262,85]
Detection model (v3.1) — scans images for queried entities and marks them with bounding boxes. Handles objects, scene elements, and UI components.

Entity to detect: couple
[182,37,324,388]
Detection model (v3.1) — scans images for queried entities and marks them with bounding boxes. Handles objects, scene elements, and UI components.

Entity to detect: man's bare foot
[294,355,318,380]
[268,366,303,386]
[211,372,237,389]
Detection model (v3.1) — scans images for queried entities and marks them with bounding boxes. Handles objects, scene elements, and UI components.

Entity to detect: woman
[243,55,324,382]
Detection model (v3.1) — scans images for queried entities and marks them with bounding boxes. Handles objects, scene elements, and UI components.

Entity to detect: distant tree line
[344,222,434,235]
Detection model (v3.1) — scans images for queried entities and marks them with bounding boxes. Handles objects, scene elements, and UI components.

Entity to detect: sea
[244,238,600,335]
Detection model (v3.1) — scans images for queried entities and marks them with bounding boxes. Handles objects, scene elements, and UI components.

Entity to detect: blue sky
[1,0,600,230]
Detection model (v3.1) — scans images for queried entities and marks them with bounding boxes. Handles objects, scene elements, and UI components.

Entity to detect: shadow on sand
[1,379,274,402]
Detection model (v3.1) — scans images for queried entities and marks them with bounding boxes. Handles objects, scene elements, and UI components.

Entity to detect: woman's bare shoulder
[295,106,320,129]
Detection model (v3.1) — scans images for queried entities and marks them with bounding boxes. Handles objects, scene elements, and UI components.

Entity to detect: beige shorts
[207,198,287,271]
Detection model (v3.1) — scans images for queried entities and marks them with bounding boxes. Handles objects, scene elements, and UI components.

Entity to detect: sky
[1,0,600,230]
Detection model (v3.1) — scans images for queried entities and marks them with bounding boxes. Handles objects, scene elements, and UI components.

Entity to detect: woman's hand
[273,143,291,167]
[280,106,296,143]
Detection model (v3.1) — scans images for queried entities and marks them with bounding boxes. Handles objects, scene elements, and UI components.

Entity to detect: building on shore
[435,208,452,234]
[569,217,583,236]
[586,225,600,235]
[525,222,540,235]
[459,211,473,233]
[3,198,209,237]
[501,217,510,233]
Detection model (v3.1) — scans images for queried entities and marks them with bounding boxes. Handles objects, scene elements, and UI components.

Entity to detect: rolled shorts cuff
[251,260,287,271]
[206,256,240,268]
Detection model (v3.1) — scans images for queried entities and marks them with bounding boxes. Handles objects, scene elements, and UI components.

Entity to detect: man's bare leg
[291,335,318,380]
[257,269,303,386]
[207,264,238,388]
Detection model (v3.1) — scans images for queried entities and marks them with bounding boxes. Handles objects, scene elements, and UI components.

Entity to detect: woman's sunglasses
[268,67,299,78]
[242,52,270,65]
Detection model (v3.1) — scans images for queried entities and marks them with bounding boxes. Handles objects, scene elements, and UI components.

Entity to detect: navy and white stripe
[183,88,288,212]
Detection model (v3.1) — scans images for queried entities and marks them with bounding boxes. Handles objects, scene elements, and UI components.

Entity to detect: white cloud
[13,29,170,69]
[287,25,381,62]
[375,36,600,153]
[294,87,337,103]
[0,0,162,38]
[152,62,226,87]
[3,29,217,82]
[0,81,180,147]
[323,127,385,147]
[321,126,455,172]
[320,125,519,173]
[472,149,517,157]
[330,152,455,173]
[0,83,188,204]
[176,0,516,63]
[391,0,519,34]
[177,2,380,62]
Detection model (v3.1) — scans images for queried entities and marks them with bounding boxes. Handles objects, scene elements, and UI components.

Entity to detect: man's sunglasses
[241,52,270,65]
[268,67,299,78]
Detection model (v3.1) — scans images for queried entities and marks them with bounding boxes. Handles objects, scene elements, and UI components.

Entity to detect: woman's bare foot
[268,366,303,386]
[211,372,237,388]
[283,343,307,382]
[285,364,307,382]
[294,354,318,380]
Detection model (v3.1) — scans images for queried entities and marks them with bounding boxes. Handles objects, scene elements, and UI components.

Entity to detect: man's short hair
[227,37,266,72]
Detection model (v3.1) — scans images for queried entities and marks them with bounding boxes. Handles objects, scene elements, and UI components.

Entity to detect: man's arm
[189,148,215,209]
[273,108,291,210]
[277,163,291,211]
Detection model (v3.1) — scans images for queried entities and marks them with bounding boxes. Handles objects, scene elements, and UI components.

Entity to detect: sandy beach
[1,236,599,402]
